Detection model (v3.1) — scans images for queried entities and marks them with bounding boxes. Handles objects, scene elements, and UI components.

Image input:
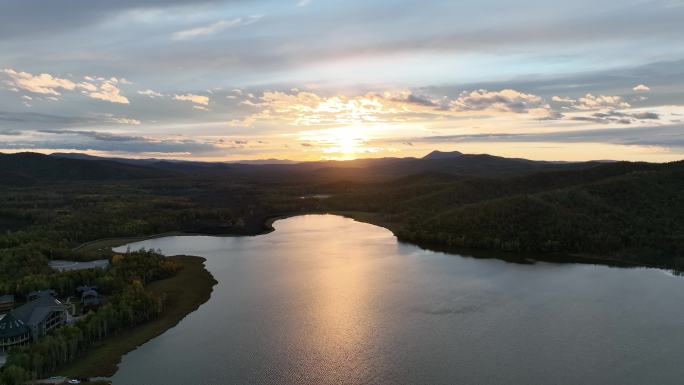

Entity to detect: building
[80,289,101,307]
[0,294,68,353]
[27,290,58,302]
[0,295,14,314]
[0,313,31,353]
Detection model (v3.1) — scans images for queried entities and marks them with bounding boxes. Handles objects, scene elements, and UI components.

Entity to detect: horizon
[0,149,647,164]
[1,1,684,162]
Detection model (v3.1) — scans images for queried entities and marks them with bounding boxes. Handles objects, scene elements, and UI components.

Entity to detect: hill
[4,151,682,267]
[46,151,590,183]
[422,150,463,160]
[325,160,684,266]
[0,152,174,183]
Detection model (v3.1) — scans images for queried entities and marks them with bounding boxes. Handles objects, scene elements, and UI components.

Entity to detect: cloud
[2,68,76,95]
[87,80,129,104]
[173,16,262,40]
[39,129,147,142]
[391,93,441,107]
[242,88,558,127]
[552,96,575,103]
[0,110,97,127]
[413,123,684,148]
[633,84,650,92]
[3,69,130,104]
[297,0,312,6]
[553,93,631,110]
[568,109,659,124]
[174,93,210,106]
[107,117,141,125]
[0,129,22,136]
[450,89,549,114]
[0,110,140,130]
[138,89,163,98]
[26,129,228,155]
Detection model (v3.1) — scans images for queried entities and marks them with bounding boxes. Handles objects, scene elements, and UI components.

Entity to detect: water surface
[112,215,684,385]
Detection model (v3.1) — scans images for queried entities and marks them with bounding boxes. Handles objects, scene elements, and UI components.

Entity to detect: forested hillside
[325,161,684,267]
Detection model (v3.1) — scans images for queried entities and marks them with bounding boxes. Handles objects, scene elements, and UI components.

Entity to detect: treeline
[324,161,684,267]
[0,176,312,289]
[0,250,179,385]
[0,249,179,300]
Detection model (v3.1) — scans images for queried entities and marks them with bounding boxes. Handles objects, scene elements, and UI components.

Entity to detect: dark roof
[0,295,14,303]
[76,285,98,293]
[11,296,66,327]
[0,313,29,338]
[28,290,57,299]
[81,290,98,298]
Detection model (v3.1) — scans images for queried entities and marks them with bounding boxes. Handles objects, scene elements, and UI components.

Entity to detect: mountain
[41,150,602,184]
[0,152,174,183]
[422,150,463,160]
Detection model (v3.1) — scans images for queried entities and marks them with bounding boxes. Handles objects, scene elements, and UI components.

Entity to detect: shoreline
[56,212,680,379]
[73,212,306,257]
[56,255,217,378]
[73,211,678,273]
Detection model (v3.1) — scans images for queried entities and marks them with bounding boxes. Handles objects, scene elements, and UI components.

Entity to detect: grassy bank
[73,232,187,259]
[57,255,217,378]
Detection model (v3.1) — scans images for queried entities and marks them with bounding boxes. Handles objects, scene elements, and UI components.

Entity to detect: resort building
[27,290,58,302]
[0,293,68,353]
[0,295,14,314]
[0,313,31,353]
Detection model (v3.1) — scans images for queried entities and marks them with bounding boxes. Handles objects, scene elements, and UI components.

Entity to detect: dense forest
[1,151,684,381]
[2,152,684,280]
[323,160,684,268]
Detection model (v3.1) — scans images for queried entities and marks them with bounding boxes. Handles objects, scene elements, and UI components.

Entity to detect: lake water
[111,215,684,385]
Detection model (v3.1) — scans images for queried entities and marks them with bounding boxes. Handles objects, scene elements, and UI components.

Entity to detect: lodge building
[0,293,68,353]
[0,295,14,314]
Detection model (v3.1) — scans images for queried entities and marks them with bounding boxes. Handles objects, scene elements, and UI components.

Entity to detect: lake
[111,214,684,385]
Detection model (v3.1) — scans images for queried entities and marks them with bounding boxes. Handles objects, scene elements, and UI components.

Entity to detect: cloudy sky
[1,0,684,161]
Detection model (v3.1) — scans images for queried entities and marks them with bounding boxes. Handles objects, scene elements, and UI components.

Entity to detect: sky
[1,0,684,162]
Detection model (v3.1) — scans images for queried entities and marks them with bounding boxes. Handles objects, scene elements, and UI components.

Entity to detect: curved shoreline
[72,213,305,257]
[56,255,217,379]
[60,213,679,380]
[74,211,676,272]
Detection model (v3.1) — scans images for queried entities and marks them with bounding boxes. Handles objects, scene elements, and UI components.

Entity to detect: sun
[298,125,380,160]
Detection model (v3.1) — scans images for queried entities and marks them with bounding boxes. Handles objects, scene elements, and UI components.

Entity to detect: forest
[323,160,684,268]
[1,152,684,381]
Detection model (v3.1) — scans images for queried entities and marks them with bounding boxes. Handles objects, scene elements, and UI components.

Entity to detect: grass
[73,232,186,259]
[56,255,217,378]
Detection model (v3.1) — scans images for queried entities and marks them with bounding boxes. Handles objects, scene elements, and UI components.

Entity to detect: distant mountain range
[0,151,614,184]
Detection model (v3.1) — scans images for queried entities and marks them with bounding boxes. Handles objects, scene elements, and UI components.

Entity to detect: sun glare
[298,125,380,160]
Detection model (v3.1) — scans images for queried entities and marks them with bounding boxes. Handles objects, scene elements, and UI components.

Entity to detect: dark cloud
[38,129,147,142]
[0,110,96,126]
[0,0,225,39]
[391,94,439,107]
[4,129,227,155]
[569,110,660,125]
[632,112,660,120]
[413,124,684,148]
[0,129,22,136]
